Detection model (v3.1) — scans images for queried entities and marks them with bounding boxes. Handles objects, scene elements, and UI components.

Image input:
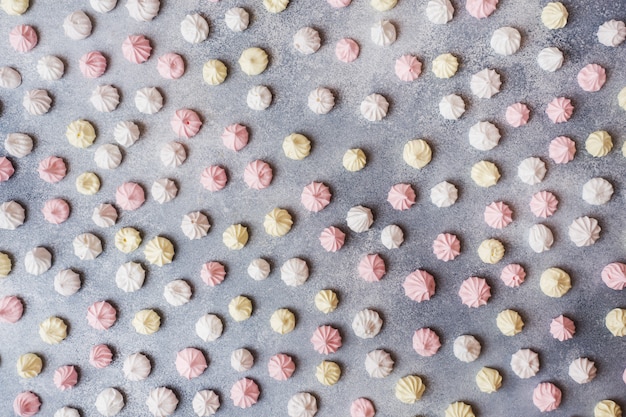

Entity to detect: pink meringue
[301,181,331,212]
[549,136,576,164]
[484,201,513,229]
[358,254,386,282]
[387,183,416,210]
[550,315,575,341]
[311,325,342,354]
[328,0,351,7]
[54,365,78,391]
[122,35,152,64]
[116,182,145,210]
[500,264,526,287]
[79,51,107,78]
[171,109,202,139]
[221,124,249,151]
[532,382,562,412]
[87,300,117,330]
[529,191,558,218]
[176,347,208,379]
[335,38,359,63]
[157,53,185,79]
[89,344,113,368]
[577,64,606,92]
[545,97,574,123]
[37,156,67,183]
[230,378,259,409]
[9,25,38,53]
[0,295,24,323]
[319,226,345,252]
[351,398,375,417]
[42,198,70,224]
[602,262,626,290]
[268,353,295,380]
[13,392,40,417]
[466,0,499,19]
[432,233,461,261]
[403,270,436,302]
[201,261,226,286]
[412,327,441,356]
[505,103,530,127]
[459,277,491,307]
[200,166,228,191]
[395,55,422,82]
[0,157,15,182]
[244,160,273,189]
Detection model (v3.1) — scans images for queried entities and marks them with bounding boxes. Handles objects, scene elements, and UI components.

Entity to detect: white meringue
[469,121,500,151]
[248,258,270,281]
[365,349,394,378]
[0,200,25,229]
[54,269,81,296]
[115,261,145,292]
[517,157,547,185]
[23,89,52,115]
[151,178,178,203]
[430,181,458,207]
[225,7,249,32]
[371,20,396,46]
[123,352,151,381]
[426,0,453,24]
[90,0,117,13]
[163,279,192,306]
[146,387,178,417]
[247,85,272,110]
[439,94,465,120]
[281,258,309,286]
[381,224,404,249]
[181,211,209,240]
[352,309,383,339]
[308,87,335,114]
[453,335,481,362]
[63,11,92,40]
[5,133,33,158]
[568,357,596,384]
[114,121,140,147]
[37,56,64,80]
[193,390,220,416]
[195,314,223,342]
[288,393,317,417]
[94,144,122,169]
[95,387,124,416]
[135,87,163,114]
[160,142,186,167]
[54,407,80,417]
[231,348,254,372]
[537,47,564,72]
[346,205,374,232]
[126,0,160,22]
[92,203,117,227]
[360,93,389,121]
[73,233,102,260]
[510,349,539,379]
[568,216,600,247]
[293,27,321,55]
[490,27,521,55]
[582,178,613,205]
[598,20,626,47]
[470,68,501,99]
[24,247,52,275]
[0,67,22,88]
[90,85,119,112]
[181,14,209,44]
[528,224,554,253]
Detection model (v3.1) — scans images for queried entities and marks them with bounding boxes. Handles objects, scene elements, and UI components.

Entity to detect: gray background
[1,0,626,416]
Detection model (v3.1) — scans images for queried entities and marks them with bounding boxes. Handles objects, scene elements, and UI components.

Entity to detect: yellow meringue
[496,309,524,336]
[586,131,613,157]
[477,239,505,264]
[471,161,500,188]
[229,295,252,321]
[66,120,96,148]
[476,367,502,393]
[606,308,626,336]
[115,227,142,253]
[541,2,568,30]
[0,252,11,277]
[1,0,29,15]
[263,0,288,13]
[238,47,269,75]
[395,375,425,404]
[315,289,338,313]
[403,139,432,169]
[17,353,42,378]
[270,308,296,334]
[143,236,174,266]
[39,316,68,345]
[370,0,396,11]
[132,309,161,335]
[75,172,101,195]
[316,361,341,386]
[343,148,367,171]
[445,401,475,417]
[432,53,459,79]
[223,224,249,249]
[618,87,626,111]
[264,208,293,237]
[594,400,622,417]
[540,268,571,298]
[202,60,227,85]
[283,133,311,160]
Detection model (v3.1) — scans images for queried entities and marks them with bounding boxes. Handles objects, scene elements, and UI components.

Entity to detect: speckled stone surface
[1,0,626,416]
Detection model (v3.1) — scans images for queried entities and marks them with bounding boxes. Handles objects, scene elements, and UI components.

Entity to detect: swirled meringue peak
[395,55,422,81]
[79,51,107,78]
[230,378,259,409]
[37,55,64,80]
[465,0,499,19]
[63,11,92,40]
[529,191,558,218]
[319,226,345,252]
[549,136,575,163]
[370,20,396,46]
[484,201,512,228]
[533,382,562,412]
[181,13,209,44]
[126,0,160,22]
[42,198,70,224]
[459,277,491,307]
[490,27,521,55]
[0,66,21,88]
[193,390,220,416]
[122,35,152,64]
[500,264,525,287]
[311,325,342,354]
[268,353,295,380]
[403,270,435,302]
[426,0,454,24]
[550,315,575,341]
[598,20,626,47]
[89,344,112,368]
[506,102,529,127]
[470,68,501,98]
[412,327,441,356]
[13,392,40,417]
[0,295,23,323]
[10,25,37,53]
[336,38,359,62]
[157,53,184,79]
[176,347,207,379]
[225,7,249,32]
[90,0,117,13]
[432,233,460,261]
[578,64,606,92]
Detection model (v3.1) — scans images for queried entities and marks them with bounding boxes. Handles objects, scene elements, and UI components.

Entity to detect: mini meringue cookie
[497,309,524,336]
[238,47,268,75]
[506,102,530,127]
[123,35,152,64]
[79,51,107,78]
[602,263,626,290]
[55,407,80,417]
[569,357,596,384]
[42,198,70,224]
[395,375,425,403]
[471,160,500,187]
[598,20,626,47]
[225,7,249,32]
[0,252,11,277]
[5,133,33,158]
[263,0,288,13]
[114,121,140,147]
[195,314,223,341]
[583,178,613,205]
[202,60,227,85]
[132,309,161,335]
[478,239,504,264]
[517,157,547,185]
[135,87,163,114]
[469,121,500,150]
[281,258,309,286]
[459,277,491,307]
[115,227,141,253]
[529,191,558,218]
[308,87,335,114]
[54,269,81,296]
[403,139,432,168]
[594,400,622,417]
[201,166,227,191]
[586,130,613,157]
[17,353,42,378]
[90,0,117,13]
[230,349,253,372]
[146,387,179,416]
[293,27,321,55]
[371,0,396,10]
[301,182,331,212]
[542,2,568,29]
[37,56,65,80]
[288,393,317,417]
[351,398,375,417]
[157,53,184,79]
[25,247,52,275]
[432,53,459,78]
[76,172,100,195]
[395,55,422,82]
[352,309,382,339]
[151,178,178,204]
[228,295,252,321]
[0,296,22,323]
[453,335,481,362]
[126,0,160,22]
[66,119,96,148]
[223,224,248,249]
[387,183,416,210]
[550,315,575,340]
[0,67,22,88]
[335,38,360,62]
[439,94,465,120]
[426,0,454,24]
[90,85,119,112]
[403,269,435,302]
[413,327,441,356]
[360,93,389,121]
[346,205,374,232]
[1,0,29,15]
[484,201,513,228]
[37,156,65,183]
[95,388,124,416]
[511,348,539,378]
[200,262,226,286]
[365,349,394,378]
[528,224,554,253]
[471,68,501,99]
[181,14,209,44]
[63,11,92,40]
[264,208,293,237]
[89,344,113,368]
[381,224,404,249]
[578,64,606,92]
[87,300,117,330]
[371,20,396,46]
[606,308,626,336]
[491,27,521,55]
[537,47,564,72]
[144,236,175,266]
[319,226,345,252]
[39,316,67,344]
[546,97,574,123]
[248,258,270,280]
[161,142,186,168]
[283,133,311,160]
[116,183,145,211]
[433,233,461,261]
[116,261,145,292]
[181,211,209,240]
[123,352,151,381]
[358,254,385,282]
[568,216,601,247]
[465,0,498,19]
[94,143,122,169]
[476,367,502,393]
[316,360,341,386]
[23,89,51,115]
[445,402,475,417]
[0,200,25,229]
[193,390,220,417]
[247,85,272,110]
[315,289,338,313]
[540,268,571,297]
[343,148,367,171]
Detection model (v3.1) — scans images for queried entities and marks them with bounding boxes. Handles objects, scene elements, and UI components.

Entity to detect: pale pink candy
[500,264,526,287]
[54,365,78,391]
[602,262,626,290]
[328,0,351,7]
[244,160,273,190]
[351,398,375,417]
[549,136,575,164]
[10,25,37,53]
[358,254,386,282]
[335,38,359,63]
[505,103,530,127]
[42,198,70,224]
[230,378,259,409]
[432,233,460,261]
[623,368,626,385]
[545,97,573,123]
[301,181,331,212]
[412,328,441,357]
[311,325,342,354]
[157,53,185,79]
[459,277,491,307]
[122,35,152,64]
[402,270,435,302]
[319,226,345,252]
[79,51,107,78]
[13,392,40,417]
[484,201,512,229]
[176,347,207,379]
[550,315,575,341]
[87,300,117,330]
[116,182,145,210]
[38,156,67,183]
[387,183,416,211]
[171,109,202,139]
[200,166,228,191]
[201,261,226,286]
[466,0,499,19]
[221,124,249,151]
[89,344,113,368]
[577,64,606,92]
[529,191,558,218]
[267,353,295,381]
[0,296,24,323]
[532,382,562,412]
[0,157,15,182]
[395,55,422,82]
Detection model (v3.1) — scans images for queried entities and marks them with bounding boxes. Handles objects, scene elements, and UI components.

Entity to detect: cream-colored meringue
[293,27,321,55]
[537,47,564,72]
[181,14,209,44]
[542,2,568,29]
[160,142,186,167]
[263,0,288,13]
[360,93,389,121]
[445,402,474,417]
[283,133,311,160]
[308,87,335,114]
[17,353,42,378]
[0,200,25,229]
[195,314,223,342]
[471,68,501,98]
[315,289,338,313]
[395,375,425,404]
[0,66,22,88]
[225,7,249,32]
[115,227,141,253]
[517,157,547,185]
[132,309,161,335]
[1,0,29,15]
[247,85,272,110]
[598,20,626,47]
[76,172,101,195]
[381,224,404,249]
[568,216,601,247]
[569,357,596,384]
[193,390,220,417]
[202,60,227,86]
[146,387,178,417]
[151,178,178,204]
[606,308,626,336]
[430,181,458,207]
[528,224,554,253]
[90,85,119,112]
[223,224,248,250]
[94,144,122,169]
[470,161,500,187]
[54,269,81,296]
[582,178,613,205]
[316,360,341,386]
[73,233,102,260]
[469,121,500,150]
[39,316,67,344]
[403,139,432,168]
[497,309,524,336]
[123,352,151,381]
[343,148,366,171]
[228,295,252,321]
[126,0,160,22]
[439,94,465,119]
[346,205,374,232]
[248,258,270,281]
[371,20,396,46]
[586,130,612,157]
[181,211,209,240]
[478,239,504,264]
[144,236,174,266]
[476,367,502,393]
[288,393,317,417]
[90,0,117,13]
[594,400,622,417]
[63,11,92,40]
[371,0,396,10]
[114,121,140,147]
[135,87,163,114]
[365,349,394,378]
[5,133,33,158]
[0,252,11,277]
[55,407,80,417]
[163,279,191,306]
[281,258,309,286]
[95,388,125,416]
[116,261,145,292]
[432,53,459,78]
[37,56,64,81]
[238,47,268,76]
[352,309,383,339]
[25,247,52,275]
[426,0,454,24]
[270,308,296,334]
[511,348,539,378]
[540,268,571,297]
[491,27,521,55]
